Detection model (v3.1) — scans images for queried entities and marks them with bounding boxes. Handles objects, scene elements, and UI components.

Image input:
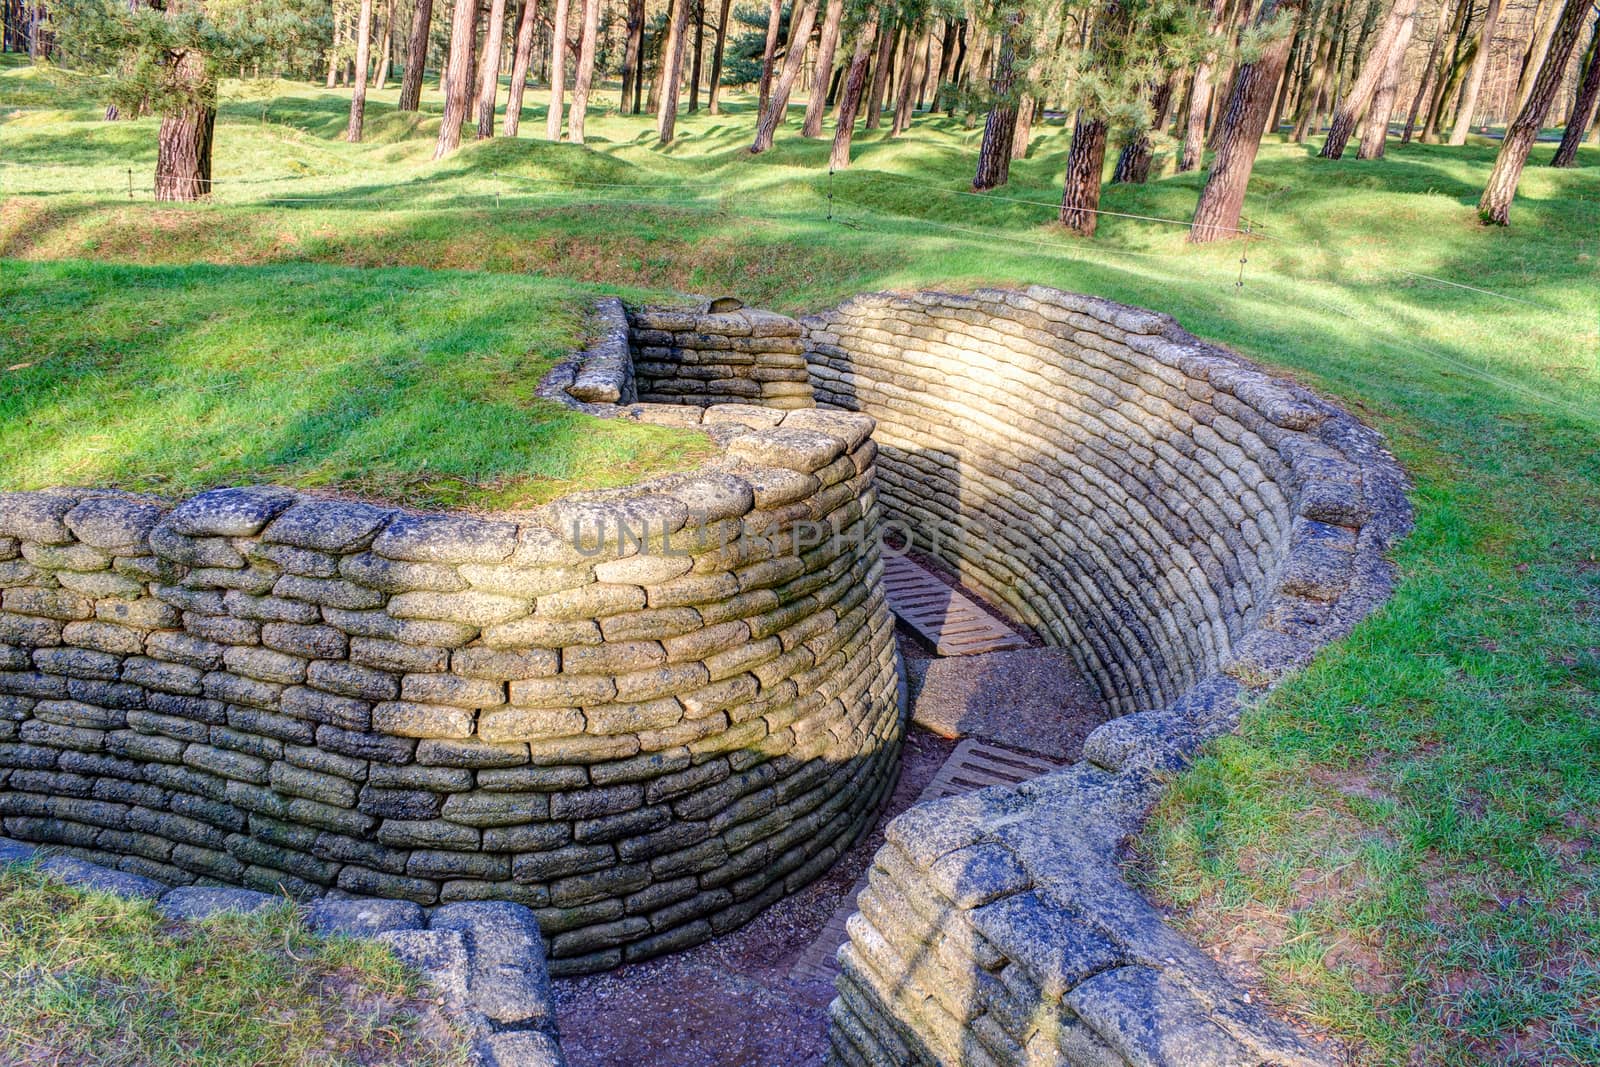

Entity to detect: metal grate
[881,555,1030,656]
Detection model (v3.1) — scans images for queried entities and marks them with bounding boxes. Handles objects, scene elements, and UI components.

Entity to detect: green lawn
[0,260,710,508]
[0,862,469,1066]
[3,56,1599,1065]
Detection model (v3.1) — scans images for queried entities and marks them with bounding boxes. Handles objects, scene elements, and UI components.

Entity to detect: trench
[546,285,1411,1066]
[0,285,1408,1067]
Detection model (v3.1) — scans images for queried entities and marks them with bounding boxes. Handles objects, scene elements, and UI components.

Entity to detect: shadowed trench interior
[543,284,1393,1066]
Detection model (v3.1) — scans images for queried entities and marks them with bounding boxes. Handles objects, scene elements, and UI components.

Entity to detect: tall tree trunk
[1114,80,1173,181]
[475,0,510,138]
[1181,0,1230,171]
[1058,113,1109,235]
[1321,0,1420,157]
[803,0,846,136]
[1012,95,1034,159]
[434,0,478,156]
[1357,0,1415,156]
[504,0,538,135]
[865,18,897,129]
[963,32,990,127]
[1272,2,1313,132]
[1293,0,1339,141]
[1551,16,1600,166]
[327,6,345,88]
[1512,0,1561,114]
[929,20,954,110]
[1448,0,1503,143]
[569,0,601,141]
[1401,0,1453,141]
[373,0,393,88]
[547,0,573,139]
[657,0,692,142]
[347,0,376,142]
[708,0,734,113]
[621,0,645,113]
[751,0,820,150]
[1192,0,1303,241]
[155,45,215,202]
[972,6,1024,188]
[689,0,705,112]
[914,21,938,108]
[398,0,435,110]
[1479,0,1589,222]
[892,21,929,135]
[156,106,215,201]
[945,21,969,113]
[1422,0,1474,140]
[757,0,783,114]
[28,0,50,60]
[830,14,878,168]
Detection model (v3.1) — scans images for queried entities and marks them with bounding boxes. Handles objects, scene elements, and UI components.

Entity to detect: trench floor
[549,725,956,1067]
[552,625,1108,1066]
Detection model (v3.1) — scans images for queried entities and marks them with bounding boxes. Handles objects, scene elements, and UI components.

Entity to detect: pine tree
[475,0,510,138]
[548,0,573,139]
[802,0,846,135]
[830,9,879,167]
[346,0,374,141]
[1053,0,1205,233]
[434,0,477,155]
[504,0,539,135]
[751,0,819,150]
[570,0,601,141]
[1446,0,1502,144]
[1320,0,1418,158]
[1190,0,1302,241]
[50,0,323,200]
[397,0,434,110]
[1550,12,1600,167]
[1479,0,1590,223]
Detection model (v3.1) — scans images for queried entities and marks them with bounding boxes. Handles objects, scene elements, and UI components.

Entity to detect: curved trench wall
[0,400,900,975]
[801,288,1409,1066]
[804,287,1380,717]
[628,304,818,410]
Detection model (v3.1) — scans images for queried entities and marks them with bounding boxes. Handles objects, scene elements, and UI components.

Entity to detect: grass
[2,54,1599,1064]
[0,261,713,510]
[0,861,470,1066]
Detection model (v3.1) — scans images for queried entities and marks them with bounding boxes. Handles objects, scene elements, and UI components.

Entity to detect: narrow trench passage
[552,560,1112,1067]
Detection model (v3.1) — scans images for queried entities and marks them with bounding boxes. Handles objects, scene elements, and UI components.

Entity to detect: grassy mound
[0,862,469,1066]
[0,260,710,508]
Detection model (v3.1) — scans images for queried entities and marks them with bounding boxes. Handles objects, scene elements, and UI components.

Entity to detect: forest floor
[3,54,1600,1064]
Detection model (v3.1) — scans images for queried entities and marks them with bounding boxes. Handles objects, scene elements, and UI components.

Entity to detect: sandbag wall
[803,287,1375,716]
[629,304,817,411]
[804,287,1409,1067]
[0,403,901,975]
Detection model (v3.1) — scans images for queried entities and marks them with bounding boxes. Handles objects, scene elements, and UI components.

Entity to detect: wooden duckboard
[881,554,1029,656]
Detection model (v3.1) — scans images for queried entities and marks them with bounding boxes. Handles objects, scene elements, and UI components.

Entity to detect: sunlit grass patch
[0,862,471,1067]
[0,260,712,508]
